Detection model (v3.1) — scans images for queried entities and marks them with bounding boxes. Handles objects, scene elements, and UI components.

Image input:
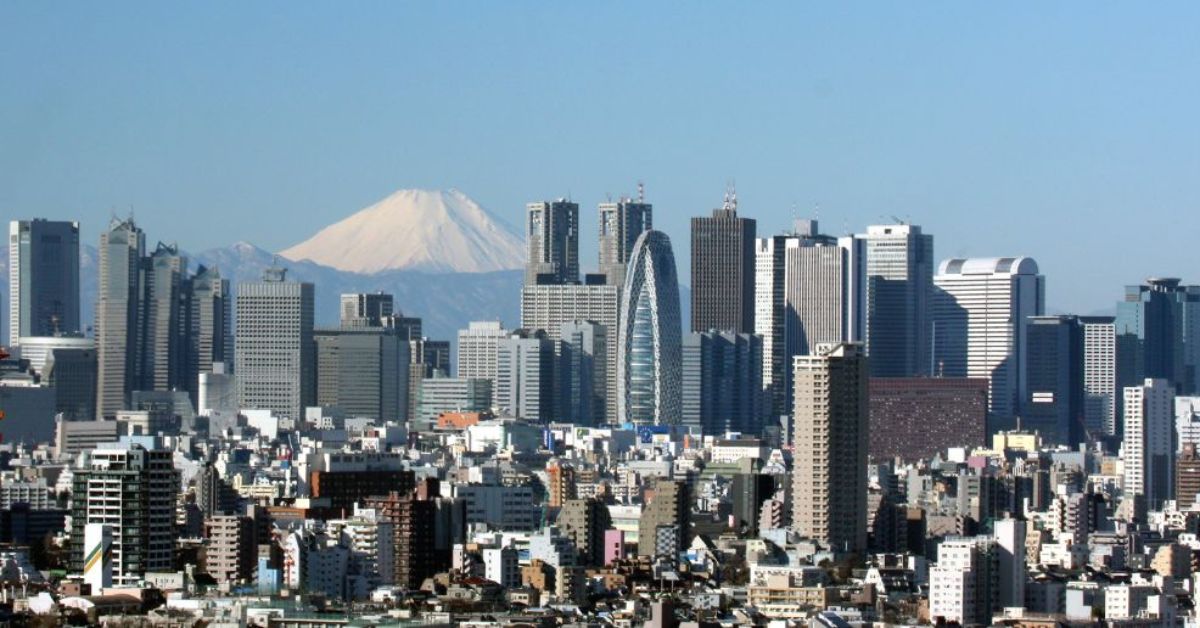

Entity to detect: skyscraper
[70,438,179,586]
[521,284,620,422]
[617,230,682,425]
[932,257,1045,431]
[235,266,315,420]
[598,196,652,286]
[1081,316,1118,437]
[141,242,187,393]
[559,320,606,426]
[681,331,763,435]
[186,265,232,400]
[791,343,868,554]
[1123,378,1175,514]
[95,218,146,419]
[855,224,934,377]
[8,219,81,342]
[690,193,755,333]
[526,200,579,285]
[314,326,410,422]
[1115,278,1200,397]
[495,329,557,422]
[1023,315,1085,446]
[457,320,510,390]
[781,235,865,410]
[755,233,798,417]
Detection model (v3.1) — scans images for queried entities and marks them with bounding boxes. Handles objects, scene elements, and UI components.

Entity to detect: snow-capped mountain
[279,188,526,274]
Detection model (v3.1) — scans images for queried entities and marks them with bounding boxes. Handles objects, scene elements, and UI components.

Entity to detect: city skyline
[3,4,1200,315]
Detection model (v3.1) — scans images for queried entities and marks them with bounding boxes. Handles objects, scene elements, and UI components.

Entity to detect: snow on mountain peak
[279,188,525,274]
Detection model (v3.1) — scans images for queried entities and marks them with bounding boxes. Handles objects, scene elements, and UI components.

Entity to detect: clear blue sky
[2,3,1197,314]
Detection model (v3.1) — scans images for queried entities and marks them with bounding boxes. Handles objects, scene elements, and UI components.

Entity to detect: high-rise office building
[8,219,81,342]
[783,236,865,357]
[314,326,410,421]
[235,266,315,420]
[1123,378,1175,514]
[1081,316,1118,437]
[1023,315,1085,446]
[598,196,652,286]
[185,265,232,399]
[559,320,606,426]
[681,331,763,435]
[521,284,620,422]
[340,292,394,327]
[457,321,510,389]
[1115,278,1200,398]
[70,438,178,586]
[617,230,682,425]
[43,346,98,421]
[855,224,934,377]
[932,257,1045,431]
[141,242,187,393]
[755,231,802,417]
[526,200,579,285]
[791,343,868,554]
[495,329,557,422]
[690,195,755,333]
[756,220,866,416]
[96,218,146,419]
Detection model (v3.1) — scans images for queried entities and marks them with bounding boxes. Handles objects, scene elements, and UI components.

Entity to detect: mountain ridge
[279,188,526,274]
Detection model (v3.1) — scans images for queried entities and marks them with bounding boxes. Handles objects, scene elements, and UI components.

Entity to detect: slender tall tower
[186,265,232,393]
[932,257,1045,432]
[235,266,315,420]
[691,191,756,333]
[8,219,81,343]
[95,218,146,419]
[598,195,652,286]
[141,242,187,392]
[526,200,579,286]
[855,224,934,377]
[1122,378,1175,514]
[617,230,682,425]
[1081,316,1117,437]
[791,343,868,554]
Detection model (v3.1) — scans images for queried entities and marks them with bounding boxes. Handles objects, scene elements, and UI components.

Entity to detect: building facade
[932,257,1045,432]
[791,343,869,554]
[8,219,81,342]
[855,224,934,378]
[235,267,315,420]
[617,230,682,425]
[691,198,755,333]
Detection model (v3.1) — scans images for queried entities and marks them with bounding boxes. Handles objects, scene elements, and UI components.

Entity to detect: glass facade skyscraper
[617,230,681,425]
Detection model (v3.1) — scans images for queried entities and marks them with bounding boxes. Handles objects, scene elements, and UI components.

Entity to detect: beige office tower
[791,342,868,554]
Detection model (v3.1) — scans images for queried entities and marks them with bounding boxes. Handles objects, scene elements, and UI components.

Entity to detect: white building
[1081,317,1117,437]
[932,257,1045,428]
[1124,378,1175,512]
[1175,396,1200,451]
[483,546,520,588]
[457,321,510,390]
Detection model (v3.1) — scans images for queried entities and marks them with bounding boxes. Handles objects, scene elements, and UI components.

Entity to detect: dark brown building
[1178,443,1200,509]
[363,479,446,590]
[869,377,988,462]
[690,203,755,333]
[309,468,415,517]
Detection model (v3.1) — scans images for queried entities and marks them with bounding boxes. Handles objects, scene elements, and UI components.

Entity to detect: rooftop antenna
[637,180,645,203]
